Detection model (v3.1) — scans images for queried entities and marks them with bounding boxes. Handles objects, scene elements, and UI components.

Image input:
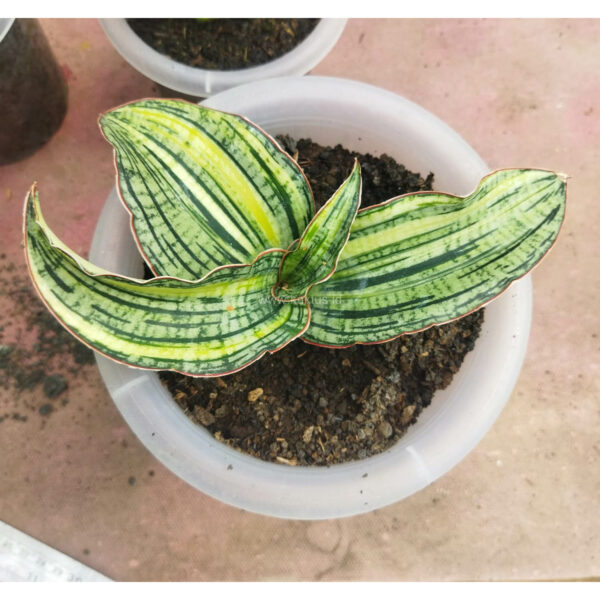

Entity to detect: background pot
[89,76,532,520]
[99,18,347,97]
[0,18,67,165]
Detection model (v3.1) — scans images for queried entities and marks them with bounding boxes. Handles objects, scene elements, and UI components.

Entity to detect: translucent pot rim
[99,18,347,96]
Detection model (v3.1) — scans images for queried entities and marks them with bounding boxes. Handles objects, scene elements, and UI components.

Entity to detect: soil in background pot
[160,137,484,466]
[126,19,320,70]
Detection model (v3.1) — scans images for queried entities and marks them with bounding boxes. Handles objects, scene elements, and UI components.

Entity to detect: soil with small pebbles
[127,19,320,71]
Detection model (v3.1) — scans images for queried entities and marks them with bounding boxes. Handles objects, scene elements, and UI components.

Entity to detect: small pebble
[378,421,393,438]
[303,425,314,443]
[401,405,416,425]
[247,387,264,403]
[193,405,216,426]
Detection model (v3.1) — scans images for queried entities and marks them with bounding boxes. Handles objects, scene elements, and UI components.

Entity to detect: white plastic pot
[90,76,532,520]
[0,18,14,42]
[99,19,347,97]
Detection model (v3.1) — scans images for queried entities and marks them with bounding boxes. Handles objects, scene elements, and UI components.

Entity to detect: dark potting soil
[160,138,484,466]
[126,18,320,71]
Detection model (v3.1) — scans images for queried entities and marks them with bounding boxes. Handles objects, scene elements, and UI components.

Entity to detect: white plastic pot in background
[0,18,14,42]
[99,19,347,97]
[90,76,532,520]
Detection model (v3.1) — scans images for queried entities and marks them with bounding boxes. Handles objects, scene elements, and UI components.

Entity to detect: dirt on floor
[0,259,95,425]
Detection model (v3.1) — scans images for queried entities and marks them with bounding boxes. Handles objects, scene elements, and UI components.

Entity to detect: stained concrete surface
[0,19,598,581]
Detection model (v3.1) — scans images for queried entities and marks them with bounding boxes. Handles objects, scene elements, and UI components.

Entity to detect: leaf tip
[98,108,118,134]
[23,182,39,223]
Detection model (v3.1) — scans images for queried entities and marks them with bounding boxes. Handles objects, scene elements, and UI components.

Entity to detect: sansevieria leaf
[304,169,566,347]
[23,93,568,378]
[275,161,362,301]
[24,187,310,376]
[100,99,313,279]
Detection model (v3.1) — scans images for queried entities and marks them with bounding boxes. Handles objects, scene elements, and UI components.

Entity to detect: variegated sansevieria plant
[24,98,567,377]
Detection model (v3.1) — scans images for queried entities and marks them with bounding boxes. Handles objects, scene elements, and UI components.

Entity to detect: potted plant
[24,77,565,519]
[99,18,347,97]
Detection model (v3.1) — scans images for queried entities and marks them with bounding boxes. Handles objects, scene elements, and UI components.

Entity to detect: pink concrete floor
[0,19,598,581]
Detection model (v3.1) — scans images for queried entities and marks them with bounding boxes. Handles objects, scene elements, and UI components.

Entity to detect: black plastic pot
[0,19,68,165]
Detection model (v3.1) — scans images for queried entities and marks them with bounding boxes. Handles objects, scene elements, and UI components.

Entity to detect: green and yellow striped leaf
[100,99,313,279]
[275,161,361,301]
[304,169,566,347]
[24,187,310,376]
